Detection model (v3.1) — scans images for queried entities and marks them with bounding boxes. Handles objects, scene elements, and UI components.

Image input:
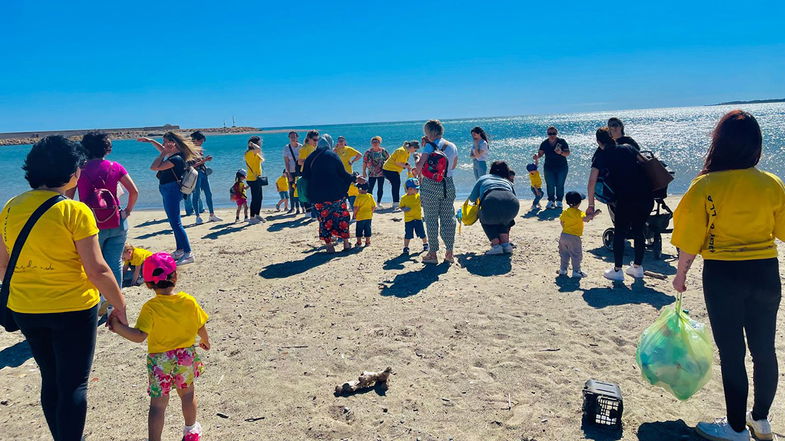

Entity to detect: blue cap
[526,163,537,172]
[405,178,420,189]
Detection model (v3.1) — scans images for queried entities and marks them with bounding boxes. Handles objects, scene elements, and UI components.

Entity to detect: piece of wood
[643,271,667,280]
[334,367,392,395]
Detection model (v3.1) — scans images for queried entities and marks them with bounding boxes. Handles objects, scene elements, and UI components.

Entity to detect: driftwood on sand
[334,367,392,395]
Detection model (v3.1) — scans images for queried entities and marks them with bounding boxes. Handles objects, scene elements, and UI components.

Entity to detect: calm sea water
[2,103,784,210]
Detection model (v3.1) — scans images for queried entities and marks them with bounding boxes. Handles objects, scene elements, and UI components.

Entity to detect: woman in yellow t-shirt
[244,136,265,223]
[382,141,419,210]
[0,136,128,440]
[671,110,784,441]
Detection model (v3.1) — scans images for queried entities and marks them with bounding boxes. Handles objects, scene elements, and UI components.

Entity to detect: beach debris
[334,367,392,396]
[643,270,667,280]
[216,412,230,419]
[244,416,265,422]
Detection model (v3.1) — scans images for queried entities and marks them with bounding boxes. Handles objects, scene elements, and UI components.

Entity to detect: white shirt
[474,139,489,161]
[282,142,302,172]
[423,138,459,178]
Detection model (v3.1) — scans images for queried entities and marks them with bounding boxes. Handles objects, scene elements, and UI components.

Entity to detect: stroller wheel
[652,234,663,259]
[602,228,615,251]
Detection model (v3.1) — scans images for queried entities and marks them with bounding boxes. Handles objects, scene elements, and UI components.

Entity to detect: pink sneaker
[183,422,202,441]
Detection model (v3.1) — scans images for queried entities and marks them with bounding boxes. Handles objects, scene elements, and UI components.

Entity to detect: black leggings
[248,179,263,217]
[703,258,781,432]
[382,170,402,204]
[367,176,385,203]
[13,306,98,441]
[612,198,653,268]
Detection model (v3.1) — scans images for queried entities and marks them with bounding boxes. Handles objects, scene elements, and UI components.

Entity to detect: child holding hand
[109,252,210,441]
[558,191,599,278]
[526,157,544,210]
[399,178,429,254]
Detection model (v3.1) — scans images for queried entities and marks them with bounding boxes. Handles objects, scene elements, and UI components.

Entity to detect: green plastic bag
[296,176,309,203]
[635,294,713,400]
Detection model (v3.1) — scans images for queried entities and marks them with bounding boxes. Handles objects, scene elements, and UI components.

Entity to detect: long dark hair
[489,160,512,179]
[471,126,489,144]
[701,110,762,175]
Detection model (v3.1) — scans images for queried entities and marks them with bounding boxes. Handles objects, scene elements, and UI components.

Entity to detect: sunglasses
[547,132,557,136]
[372,140,380,143]
[608,123,621,128]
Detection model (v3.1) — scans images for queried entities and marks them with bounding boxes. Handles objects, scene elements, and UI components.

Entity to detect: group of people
[0,109,782,441]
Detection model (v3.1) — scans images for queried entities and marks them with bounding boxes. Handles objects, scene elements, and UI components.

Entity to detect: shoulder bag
[1,194,66,332]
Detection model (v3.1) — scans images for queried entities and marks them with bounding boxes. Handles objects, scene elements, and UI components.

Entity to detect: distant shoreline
[0,126,264,147]
[708,98,785,106]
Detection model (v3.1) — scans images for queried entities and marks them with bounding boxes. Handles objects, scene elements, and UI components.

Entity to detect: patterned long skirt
[313,199,351,244]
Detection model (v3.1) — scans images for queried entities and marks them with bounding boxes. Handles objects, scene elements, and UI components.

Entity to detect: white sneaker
[177,253,195,266]
[604,267,625,281]
[572,270,587,279]
[172,249,185,260]
[502,243,513,254]
[247,217,260,224]
[256,215,267,223]
[195,216,204,225]
[555,201,563,209]
[209,214,222,222]
[625,264,645,279]
[485,245,504,255]
[696,418,751,441]
[546,201,556,209]
[183,421,203,439]
[746,411,772,440]
[557,269,568,276]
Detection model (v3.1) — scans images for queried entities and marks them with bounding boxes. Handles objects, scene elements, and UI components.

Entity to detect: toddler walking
[558,191,598,278]
[108,252,210,441]
[526,157,544,210]
[353,183,376,247]
[275,170,290,212]
[399,178,429,254]
[231,169,249,222]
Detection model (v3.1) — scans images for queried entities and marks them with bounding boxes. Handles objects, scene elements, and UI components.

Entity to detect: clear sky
[1,0,783,132]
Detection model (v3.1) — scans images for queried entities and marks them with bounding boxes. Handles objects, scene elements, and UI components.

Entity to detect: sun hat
[371,136,382,143]
[142,252,178,284]
[236,168,247,177]
[405,178,420,189]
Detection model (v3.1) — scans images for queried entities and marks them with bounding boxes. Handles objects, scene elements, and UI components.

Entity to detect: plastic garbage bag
[635,294,713,400]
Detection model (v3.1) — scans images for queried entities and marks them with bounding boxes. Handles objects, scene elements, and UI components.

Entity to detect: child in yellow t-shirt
[122,244,153,286]
[109,252,210,441]
[231,169,249,223]
[275,170,290,212]
[399,178,429,254]
[527,157,544,210]
[291,180,302,214]
[558,191,599,278]
[353,183,376,247]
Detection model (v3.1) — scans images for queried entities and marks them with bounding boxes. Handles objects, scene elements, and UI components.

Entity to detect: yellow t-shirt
[672,168,785,260]
[353,193,376,221]
[0,190,100,314]
[383,146,411,173]
[293,184,299,198]
[135,291,209,354]
[128,248,153,267]
[347,183,359,197]
[529,170,542,188]
[560,206,585,237]
[336,146,361,173]
[275,175,289,192]
[399,193,423,222]
[244,150,263,181]
[299,144,316,162]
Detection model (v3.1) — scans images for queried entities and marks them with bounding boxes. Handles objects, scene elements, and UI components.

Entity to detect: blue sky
[1,0,783,132]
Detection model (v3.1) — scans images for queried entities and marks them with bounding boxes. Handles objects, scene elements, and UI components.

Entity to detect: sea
[1,103,784,211]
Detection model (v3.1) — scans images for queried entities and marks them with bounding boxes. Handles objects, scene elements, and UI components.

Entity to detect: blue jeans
[184,193,204,216]
[160,182,191,253]
[543,166,568,202]
[97,218,128,289]
[530,186,543,206]
[473,160,487,180]
[191,170,214,215]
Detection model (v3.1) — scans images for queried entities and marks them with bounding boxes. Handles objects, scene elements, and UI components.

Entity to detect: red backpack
[83,163,121,230]
[421,141,449,182]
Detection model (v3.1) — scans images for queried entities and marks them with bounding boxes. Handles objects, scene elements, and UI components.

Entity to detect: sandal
[422,254,438,264]
[343,242,353,251]
[325,244,336,254]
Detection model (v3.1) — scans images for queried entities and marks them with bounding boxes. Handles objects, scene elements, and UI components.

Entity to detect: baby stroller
[601,151,674,260]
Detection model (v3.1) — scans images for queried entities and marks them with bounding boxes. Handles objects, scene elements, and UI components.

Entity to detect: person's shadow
[587,246,677,277]
[201,223,249,240]
[636,420,703,440]
[267,217,310,232]
[457,252,511,276]
[379,263,450,298]
[581,279,676,310]
[0,340,32,370]
[383,253,419,270]
[555,275,583,292]
[522,208,561,221]
[259,248,360,279]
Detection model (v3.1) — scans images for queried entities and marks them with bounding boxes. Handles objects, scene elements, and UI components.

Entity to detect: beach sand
[1,197,784,440]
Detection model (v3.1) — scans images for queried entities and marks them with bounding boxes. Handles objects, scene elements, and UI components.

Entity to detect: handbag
[1,194,66,332]
[259,176,269,186]
[638,151,673,192]
[461,199,480,226]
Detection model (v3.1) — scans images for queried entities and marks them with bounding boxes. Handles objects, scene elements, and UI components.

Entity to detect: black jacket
[302,147,357,203]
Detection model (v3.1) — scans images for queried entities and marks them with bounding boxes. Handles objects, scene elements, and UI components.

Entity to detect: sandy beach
[1,197,784,440]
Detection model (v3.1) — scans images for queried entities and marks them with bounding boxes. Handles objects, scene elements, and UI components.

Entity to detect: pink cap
[142,252,177,284]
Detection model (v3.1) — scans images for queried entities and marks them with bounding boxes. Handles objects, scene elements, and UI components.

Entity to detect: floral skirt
[313,199,351,244]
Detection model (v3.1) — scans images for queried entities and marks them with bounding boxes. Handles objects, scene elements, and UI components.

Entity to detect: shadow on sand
[259,247,361,279]
[379,263,450,298]
[587,246,677,276]
[457,252,512,276]
[581,279,676,310]
[636,420,702,440]
[133,218,169,228]
[522,207,561,221]
[0,340,32,370]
